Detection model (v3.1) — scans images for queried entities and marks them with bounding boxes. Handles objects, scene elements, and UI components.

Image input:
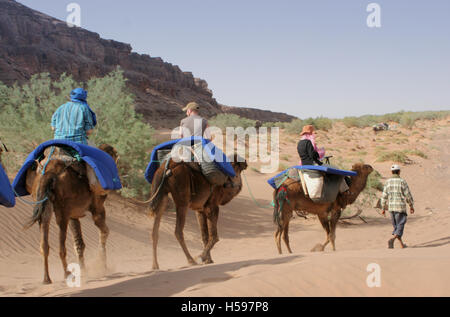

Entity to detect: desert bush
[405,149,428,159]
[283,116,333,134]
[342,116,362,128]
[376,151,409,163]
[302,116,333,131]
[209,114,257,130]
[0,69,155,199]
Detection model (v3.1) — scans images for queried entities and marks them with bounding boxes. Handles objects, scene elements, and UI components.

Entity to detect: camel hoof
[188,259,198,266]
[311,244,325,252]
[203,258,214,265]
[43,278,52,285]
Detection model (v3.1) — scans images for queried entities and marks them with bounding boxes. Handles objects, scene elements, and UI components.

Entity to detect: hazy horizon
[16,0,450,119]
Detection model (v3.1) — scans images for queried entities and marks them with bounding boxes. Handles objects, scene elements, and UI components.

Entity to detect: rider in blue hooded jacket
[51,88,97,145]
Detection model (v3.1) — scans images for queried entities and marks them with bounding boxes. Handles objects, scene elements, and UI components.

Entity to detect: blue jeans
[390,212,408,237]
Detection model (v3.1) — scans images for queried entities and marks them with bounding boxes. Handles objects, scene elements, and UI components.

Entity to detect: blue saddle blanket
[145,137,236,184]
[0,164,15,207]
[267,165,357,189]
[13,140,122,196]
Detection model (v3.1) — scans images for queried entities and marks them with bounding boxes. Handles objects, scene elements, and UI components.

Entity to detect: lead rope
[242,172,273,209]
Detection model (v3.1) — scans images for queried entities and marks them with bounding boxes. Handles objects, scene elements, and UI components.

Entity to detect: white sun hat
[391,164,401,171]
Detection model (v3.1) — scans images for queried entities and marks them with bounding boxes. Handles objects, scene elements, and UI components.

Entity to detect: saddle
[157,144,229,187]
[274,168,349,203]
[41,146,107,196]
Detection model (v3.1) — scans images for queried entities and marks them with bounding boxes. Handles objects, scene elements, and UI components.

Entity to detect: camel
[273,163,373,254]
[150,154,247,270]
[24,144,118,284]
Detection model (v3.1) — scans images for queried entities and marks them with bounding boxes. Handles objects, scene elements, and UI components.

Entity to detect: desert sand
[0,120,449,297]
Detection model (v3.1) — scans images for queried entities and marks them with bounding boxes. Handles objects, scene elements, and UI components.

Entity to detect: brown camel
[274,163,373,254]
[24,144,118,284]
[150,154,247,270]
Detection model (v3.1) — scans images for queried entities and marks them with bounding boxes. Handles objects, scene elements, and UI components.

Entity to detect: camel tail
[23,173,55,230]
[149,166,167,217]
[273,189,282,228]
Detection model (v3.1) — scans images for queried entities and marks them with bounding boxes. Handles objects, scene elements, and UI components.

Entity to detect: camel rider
[51,88,97,145]
[180,102,211,139]
[297,125,349,194]
[51,88,102,193]
[297,125,325,166]
[381,165,415,249]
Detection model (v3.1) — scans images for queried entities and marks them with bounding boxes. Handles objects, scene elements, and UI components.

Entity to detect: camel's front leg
[92,200,109,271]
[200,206,220,264]
[151,195,168,270]
[329,210,341,251]
[312,215,331,252]
[175,205,197,266]
[196,211,212,264]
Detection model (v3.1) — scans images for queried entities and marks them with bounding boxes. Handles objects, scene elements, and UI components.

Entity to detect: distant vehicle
[373,122,389,133]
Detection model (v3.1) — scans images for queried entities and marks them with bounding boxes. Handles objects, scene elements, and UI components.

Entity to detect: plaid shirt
[381,175,414,213]
[51,102,94,145]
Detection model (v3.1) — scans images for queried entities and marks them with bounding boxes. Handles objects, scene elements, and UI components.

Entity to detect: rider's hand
[410,208,415,215]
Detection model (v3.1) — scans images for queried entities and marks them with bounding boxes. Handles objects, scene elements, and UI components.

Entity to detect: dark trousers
[390,212,408,237]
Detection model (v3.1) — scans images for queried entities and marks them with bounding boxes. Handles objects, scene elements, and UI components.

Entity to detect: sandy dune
[0,123,449,297]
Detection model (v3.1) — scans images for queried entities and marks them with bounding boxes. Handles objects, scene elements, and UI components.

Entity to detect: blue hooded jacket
[70,88,97,127]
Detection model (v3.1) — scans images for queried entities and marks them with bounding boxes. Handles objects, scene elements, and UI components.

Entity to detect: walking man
[381,165,415,249]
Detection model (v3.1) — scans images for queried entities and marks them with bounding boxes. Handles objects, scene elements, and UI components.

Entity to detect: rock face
[0,0,295,127]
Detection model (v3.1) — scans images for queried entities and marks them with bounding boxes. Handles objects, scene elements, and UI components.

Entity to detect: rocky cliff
[0,0,295,127]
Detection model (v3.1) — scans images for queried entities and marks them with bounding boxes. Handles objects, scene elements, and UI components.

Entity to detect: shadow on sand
[411,236,450,249]
[65,255,302,297]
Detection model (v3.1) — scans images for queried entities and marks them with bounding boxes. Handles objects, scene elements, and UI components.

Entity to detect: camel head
[98,144,119,164]
[351,163,374,177]
[337,163,374,208]
[229,153,248,174]
[220,154,248,206]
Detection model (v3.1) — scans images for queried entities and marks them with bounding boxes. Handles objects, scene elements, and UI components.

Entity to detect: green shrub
[303,116,333,131]
[367,170,384,192]
[0,69,155,199]
[342,116,362,128]
[283,119,305,134]
[376,151,409,163]
[405,149,428,159]
[283,116,333,134]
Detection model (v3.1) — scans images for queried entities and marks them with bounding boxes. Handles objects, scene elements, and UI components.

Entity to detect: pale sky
[18,0,450,119]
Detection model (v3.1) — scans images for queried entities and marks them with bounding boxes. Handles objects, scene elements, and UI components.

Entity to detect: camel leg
[274,225,282,255]
[174,205,197,266]
[200,206,220,264]
[151,195,168,270]
[196,211,212,264]
[311,215,331,252]
[40,216,52,284]
[282,220,293,254]
[69,219,86,270]
[55,210,70,279]
[91,199,109,271]
[329,210,341,251]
